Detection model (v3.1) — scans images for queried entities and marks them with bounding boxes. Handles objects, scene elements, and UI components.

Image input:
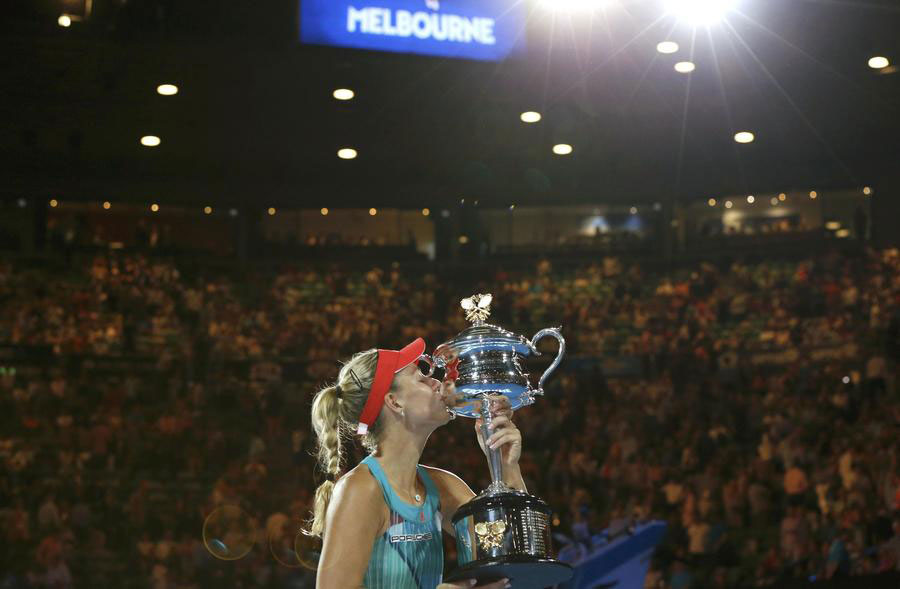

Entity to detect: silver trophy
[433,294,572,589]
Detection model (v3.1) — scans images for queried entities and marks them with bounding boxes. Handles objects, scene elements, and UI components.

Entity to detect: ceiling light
[868,56,890,70]
[422,208,430,216]
[49,199,58,208]
[58,15,72,27]
[657,41,679,54]
[369,208,377,216]
[103,201,111,210]
[862,186,872,195]
[141,135,161,147]
[509,204,516,210]
[520,111,542,123]
[459,235,469,244]
[708,198,717,207]
[809,190,818,199]
[268,207,276,216]
[665,0,738,25]
[835,229,850,238]
[337,148,357,160]
[629,206,638,215]
[321,207,329,215]
[770,197,779,206]
[151,204,159,212]
[333,88,355,100]
[204,206,213,215]
[674,61,695,73]
[734,131,754,144]
[157,84,178,96]
[746,195,755,203]
[778,193,786,201]
[552,143,573,155]
[724,200,733,209]
[825,221,840,230]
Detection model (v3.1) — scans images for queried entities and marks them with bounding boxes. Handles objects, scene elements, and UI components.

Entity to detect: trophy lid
[433,294,537,359]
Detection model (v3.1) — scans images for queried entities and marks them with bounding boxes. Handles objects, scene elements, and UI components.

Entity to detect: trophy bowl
[434,294,571,589]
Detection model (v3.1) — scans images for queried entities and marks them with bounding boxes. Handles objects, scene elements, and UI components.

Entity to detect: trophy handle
[530,327,565,395]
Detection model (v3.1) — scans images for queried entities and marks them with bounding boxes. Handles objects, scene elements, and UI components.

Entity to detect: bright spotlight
[204,206,213,215]
[157,84,178,96]
[770,197,779,206]
[103,201,111,210]
[141,135,161,147]
[657,41,679,54]
[868,56,890,70]
[552,144,573,155]
[746,195,755,204]
[268,207,276,216]
[151,203,159,212]
[337,148,357,160]
[369,208,377,216]
[539,0,609,13]
[862,186,872,195]
[520,111,542,123]
[778,193,787,201]
[674,61,696,73]
[49,199,59,208]
[809,190,818,199]
[58,15,72,27]
[422,208,430,216]
[708,198,717,207]
[665,0,738,25]
[321,207,329,215]
[734,131,755,144]
[825,221,840,230]
[333,88,355,100]
[629,206,638,215]
[724,200,733,209]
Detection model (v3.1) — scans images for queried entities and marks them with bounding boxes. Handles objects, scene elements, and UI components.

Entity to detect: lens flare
[202,505,257,561]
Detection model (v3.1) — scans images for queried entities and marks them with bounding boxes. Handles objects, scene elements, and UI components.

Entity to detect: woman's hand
[474,395,521,467]
[438,577,511,588]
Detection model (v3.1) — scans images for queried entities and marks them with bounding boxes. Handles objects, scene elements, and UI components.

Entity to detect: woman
[305,337,525,589]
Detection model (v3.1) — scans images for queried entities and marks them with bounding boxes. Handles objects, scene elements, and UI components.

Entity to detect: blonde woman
[305,337,524,589]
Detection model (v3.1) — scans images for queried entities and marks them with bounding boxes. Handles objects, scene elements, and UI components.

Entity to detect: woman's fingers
[487,429,520,450]
[476,578,511,588]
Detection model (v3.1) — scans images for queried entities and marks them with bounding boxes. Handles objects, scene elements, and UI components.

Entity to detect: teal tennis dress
[361,455,444,589]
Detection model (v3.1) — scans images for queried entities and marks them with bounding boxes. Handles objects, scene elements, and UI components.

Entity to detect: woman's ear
[383,391,403,415]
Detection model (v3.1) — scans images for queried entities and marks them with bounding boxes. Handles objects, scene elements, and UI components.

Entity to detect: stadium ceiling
[4,0,900,210]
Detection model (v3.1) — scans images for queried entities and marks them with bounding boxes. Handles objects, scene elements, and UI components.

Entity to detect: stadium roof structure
[4,0,900,210]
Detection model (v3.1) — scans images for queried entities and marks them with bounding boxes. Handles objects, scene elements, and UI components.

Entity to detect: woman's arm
[316,468,385,588]
[424,466,476,537]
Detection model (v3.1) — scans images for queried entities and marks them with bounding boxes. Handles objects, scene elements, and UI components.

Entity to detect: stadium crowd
[0,245,899,588]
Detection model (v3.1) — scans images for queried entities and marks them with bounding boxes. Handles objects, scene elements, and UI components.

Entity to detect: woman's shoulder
[336,462,383,500]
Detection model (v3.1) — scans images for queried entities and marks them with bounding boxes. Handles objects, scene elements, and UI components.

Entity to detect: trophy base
[444,555,573,589]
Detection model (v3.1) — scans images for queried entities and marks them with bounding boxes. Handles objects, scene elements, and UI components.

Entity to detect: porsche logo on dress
[390,532,434,543]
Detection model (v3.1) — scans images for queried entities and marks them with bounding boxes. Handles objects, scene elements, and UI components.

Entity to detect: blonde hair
[303,348,392,538]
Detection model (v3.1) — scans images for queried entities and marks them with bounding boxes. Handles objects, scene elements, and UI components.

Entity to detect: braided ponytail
[303,348,385,538]
[306,384,342,538]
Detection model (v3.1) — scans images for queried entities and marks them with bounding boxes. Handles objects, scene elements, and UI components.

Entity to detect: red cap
[356,337,426,435]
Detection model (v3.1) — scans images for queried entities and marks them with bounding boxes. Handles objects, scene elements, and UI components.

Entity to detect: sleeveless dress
[361,455,444,589]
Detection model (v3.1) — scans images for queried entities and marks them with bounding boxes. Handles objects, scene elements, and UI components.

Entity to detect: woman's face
[390,363,453,429]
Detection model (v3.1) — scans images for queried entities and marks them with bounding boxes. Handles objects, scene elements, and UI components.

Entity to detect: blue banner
[299,0,527,61]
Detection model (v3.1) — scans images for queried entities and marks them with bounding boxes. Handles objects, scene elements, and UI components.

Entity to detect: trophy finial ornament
[460,293,493,324]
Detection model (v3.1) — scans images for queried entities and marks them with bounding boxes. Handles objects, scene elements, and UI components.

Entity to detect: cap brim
[394,337,426,373]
